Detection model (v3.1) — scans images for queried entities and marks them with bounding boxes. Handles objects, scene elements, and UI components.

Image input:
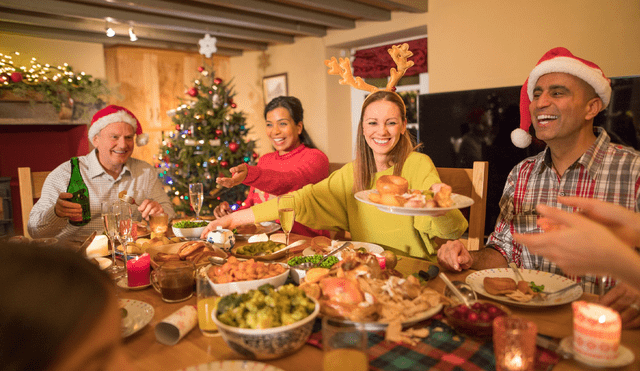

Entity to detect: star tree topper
[199,34,217,58]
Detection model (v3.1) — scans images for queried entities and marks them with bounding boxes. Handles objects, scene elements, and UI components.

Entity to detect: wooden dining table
[116,235,640,371]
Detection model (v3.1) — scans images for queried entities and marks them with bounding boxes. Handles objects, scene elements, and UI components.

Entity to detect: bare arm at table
[200,208,256,238]
[437,240,508,271]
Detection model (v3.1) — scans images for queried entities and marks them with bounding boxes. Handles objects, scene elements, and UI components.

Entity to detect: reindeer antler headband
[325,43,414,94]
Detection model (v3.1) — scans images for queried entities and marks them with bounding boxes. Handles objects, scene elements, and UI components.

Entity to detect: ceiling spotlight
[105,21,115,37]
[129,26,137,42]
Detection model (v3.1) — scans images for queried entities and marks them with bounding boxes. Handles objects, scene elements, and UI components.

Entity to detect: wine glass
[114,201,133,279]
[189,183,204,220]
[277,194,295,246]
[101,201,123,275]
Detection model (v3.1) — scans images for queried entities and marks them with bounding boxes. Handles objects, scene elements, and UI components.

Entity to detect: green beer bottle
[67,157,91,226]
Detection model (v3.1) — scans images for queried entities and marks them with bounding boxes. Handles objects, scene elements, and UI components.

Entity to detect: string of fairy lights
[0,51,87,86]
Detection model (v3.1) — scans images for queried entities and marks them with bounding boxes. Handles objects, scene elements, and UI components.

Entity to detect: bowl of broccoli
[171,220,209,239]
[286,254,339,284]
[212,283,320,360]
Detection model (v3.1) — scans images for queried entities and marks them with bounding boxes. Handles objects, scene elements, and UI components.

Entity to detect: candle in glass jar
[127,253,150,287]
[572,301,621,362]
[503,351,523,370]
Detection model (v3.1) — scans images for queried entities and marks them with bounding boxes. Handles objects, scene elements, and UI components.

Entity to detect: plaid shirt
[28,149,175,244]
[487,127,640,294]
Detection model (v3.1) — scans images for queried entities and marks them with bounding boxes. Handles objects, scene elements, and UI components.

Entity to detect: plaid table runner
[308,311,560,371]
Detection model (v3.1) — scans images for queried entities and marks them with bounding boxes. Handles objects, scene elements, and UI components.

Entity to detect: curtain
[352,38,427,78]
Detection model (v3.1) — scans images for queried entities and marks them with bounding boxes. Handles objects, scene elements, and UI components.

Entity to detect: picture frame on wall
[262,73,288,104]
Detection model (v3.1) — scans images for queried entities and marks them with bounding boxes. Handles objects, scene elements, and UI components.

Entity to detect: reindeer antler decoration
[325,43,414,93]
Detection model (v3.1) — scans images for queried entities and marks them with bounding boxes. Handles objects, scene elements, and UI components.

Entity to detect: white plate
[339,303,443,331]
[559,336,634,368]
[178,360,285,371]
[466,268,583,307]
[120,299,154,337]
[302,241,384,257]
[234,222,281,240]
[354,190,474,216]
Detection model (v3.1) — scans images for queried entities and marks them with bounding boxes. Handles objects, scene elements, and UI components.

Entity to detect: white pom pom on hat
[89,105,148,146]
[513,47,612,148]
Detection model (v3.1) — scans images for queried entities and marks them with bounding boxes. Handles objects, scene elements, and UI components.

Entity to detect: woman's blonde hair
[353,91,417,192]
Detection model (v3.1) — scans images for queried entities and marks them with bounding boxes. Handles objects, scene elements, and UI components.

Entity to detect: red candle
[127,253,150,287]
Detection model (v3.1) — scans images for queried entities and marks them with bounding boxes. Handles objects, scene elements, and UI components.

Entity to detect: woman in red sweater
[214,96,330,237]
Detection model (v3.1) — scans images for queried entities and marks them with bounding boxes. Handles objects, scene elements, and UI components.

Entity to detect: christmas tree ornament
[231,103,237,108]
[214,77,222,85]
[229,142,239,153]
[198,34,217,58]
[208,156,217,165]
[220,160,229,168]
[198,66,205,72]
[10,72,22,83]
[252,152,259,159]
[212,94,221,109]
[210,138,221,146]
[187,87,198,97]
[184,139,196,146]
[215,128,223,136]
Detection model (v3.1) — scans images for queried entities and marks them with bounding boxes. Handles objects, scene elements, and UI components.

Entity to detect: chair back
[18,167,51,238]
[436,161,489,251]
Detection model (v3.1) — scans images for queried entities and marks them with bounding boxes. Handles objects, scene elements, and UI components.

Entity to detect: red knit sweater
[241,144,330,237]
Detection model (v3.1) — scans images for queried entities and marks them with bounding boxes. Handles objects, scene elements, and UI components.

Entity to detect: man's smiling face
[92,122,135,174]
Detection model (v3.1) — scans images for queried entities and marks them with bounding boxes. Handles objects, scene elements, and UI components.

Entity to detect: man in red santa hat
[437,47,640,327]
[28,105,175,244]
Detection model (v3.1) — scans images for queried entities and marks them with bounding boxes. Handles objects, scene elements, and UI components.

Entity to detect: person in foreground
[437,47,640,323]
[213,96,330,237]
[203,44,468,260]
[0,243,136,371]
[28,105,175,243]
[513,197,640,328]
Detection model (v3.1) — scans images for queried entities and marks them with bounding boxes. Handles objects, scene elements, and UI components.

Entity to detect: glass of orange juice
[322,317,368,371]
[196,266,219,337]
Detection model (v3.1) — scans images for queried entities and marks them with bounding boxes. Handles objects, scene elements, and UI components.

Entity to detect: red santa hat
[512,47,612,148]
[89,105,149,146]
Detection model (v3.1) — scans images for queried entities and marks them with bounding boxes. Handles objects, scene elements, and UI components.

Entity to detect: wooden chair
[436,161,489,251]
[18,167,51,238]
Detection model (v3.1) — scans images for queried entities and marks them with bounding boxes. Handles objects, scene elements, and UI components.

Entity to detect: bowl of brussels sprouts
[212,284,320,360]
[171,220,209,239]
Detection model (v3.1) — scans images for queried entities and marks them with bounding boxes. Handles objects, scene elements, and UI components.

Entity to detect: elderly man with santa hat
[437,47,640,327]
[28,105,175,244]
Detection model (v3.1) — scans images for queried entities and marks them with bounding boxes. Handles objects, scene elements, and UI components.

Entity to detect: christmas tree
[156,65,258,217]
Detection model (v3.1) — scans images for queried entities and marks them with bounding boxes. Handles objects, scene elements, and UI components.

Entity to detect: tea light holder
[493,316,537,371]
[127,253,151,287]
[572,301,621,363]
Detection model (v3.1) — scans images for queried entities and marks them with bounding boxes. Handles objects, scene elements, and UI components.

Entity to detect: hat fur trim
[88,111,138,142]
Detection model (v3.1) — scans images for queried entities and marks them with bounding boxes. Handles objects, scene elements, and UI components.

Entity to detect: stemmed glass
[189,183,204,220]
[101,201,123,275]
[113,201,133,279]
[277,194,295,246]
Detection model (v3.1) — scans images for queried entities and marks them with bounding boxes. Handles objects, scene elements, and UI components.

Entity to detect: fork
[542,282,581,297]
[508,262,544,302]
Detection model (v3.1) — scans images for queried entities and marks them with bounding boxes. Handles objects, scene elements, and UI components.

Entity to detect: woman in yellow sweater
[202,90,467,260]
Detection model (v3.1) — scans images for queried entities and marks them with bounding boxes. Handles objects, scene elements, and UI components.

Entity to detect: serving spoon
[208,239,307,266]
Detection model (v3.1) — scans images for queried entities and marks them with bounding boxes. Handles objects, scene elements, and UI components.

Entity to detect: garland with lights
[0,51,109,119]
[157,65,258,216]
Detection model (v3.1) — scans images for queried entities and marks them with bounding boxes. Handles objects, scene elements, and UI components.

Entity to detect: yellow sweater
[251,152,468,260]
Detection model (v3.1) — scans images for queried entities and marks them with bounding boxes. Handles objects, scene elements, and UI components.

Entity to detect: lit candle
[503,351,524,370]
[572,301,621,363]
[127,253,150,287]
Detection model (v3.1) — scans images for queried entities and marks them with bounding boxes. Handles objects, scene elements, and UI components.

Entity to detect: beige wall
[230,0,640,163]
[0,32,106,79]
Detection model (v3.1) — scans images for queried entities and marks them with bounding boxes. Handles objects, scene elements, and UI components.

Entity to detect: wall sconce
[105,21,115,37]
[129,26,138,42]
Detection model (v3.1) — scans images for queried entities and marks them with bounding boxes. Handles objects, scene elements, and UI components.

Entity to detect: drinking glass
[322,317,368,371]
[101,201,123,275]
[189,183,204,220]
[114,201,133,279]
[196,266,219,336]
[277,194,295,246]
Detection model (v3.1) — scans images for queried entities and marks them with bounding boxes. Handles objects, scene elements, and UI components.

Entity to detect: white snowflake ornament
[198,34,217,58]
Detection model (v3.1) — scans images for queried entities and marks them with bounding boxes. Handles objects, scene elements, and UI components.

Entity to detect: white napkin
[85,235,109,257]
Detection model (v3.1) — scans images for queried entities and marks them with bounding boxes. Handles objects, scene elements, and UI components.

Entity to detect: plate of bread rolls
[148,240,227,269]
[355,175,474,216]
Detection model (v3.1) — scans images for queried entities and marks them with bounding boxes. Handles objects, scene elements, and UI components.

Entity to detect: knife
[536,334,572,359]
[418,264,439,281]
[77,231,97,255]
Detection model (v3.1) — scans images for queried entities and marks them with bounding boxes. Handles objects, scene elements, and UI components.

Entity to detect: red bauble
[229,142,239,153]
[220,161,229,168]
[197,66,205,72]
[215,129,223,136]
[231,103,237,108]
[214,77,222,85]
[187,87,198,97]
[10,72,22,83]
[252,152,259,159]
[175,125,181,130]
